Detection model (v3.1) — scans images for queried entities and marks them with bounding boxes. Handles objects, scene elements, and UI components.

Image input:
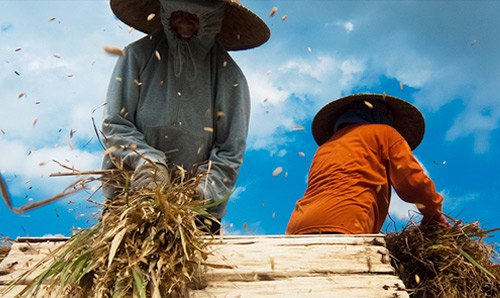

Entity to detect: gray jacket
[102,2,250,218]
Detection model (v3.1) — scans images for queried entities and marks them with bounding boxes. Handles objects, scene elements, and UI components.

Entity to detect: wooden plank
[0,235,406,298]
[214,234,386,240]
[211,234,387,246]
[15,234,387,246]
[0,242,62,285]
[2,274,409,298]
[1,285,21,298]
[0,285,57,298]
[205,242,393,280]
[1,237,393,285]
[196,274,408,298]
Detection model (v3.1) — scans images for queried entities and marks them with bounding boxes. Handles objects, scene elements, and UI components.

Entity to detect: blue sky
[1,1,499,240]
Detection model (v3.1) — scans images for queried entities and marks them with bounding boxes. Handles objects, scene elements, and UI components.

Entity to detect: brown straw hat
[110,0,270,51]
[312,93,425,150]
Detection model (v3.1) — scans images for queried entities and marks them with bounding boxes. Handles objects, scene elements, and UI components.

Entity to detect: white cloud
[439,189,479,212]
[0,138,102,198]
[283,1,500,154]
[0,2,124,209]
[244,70,295,151]
[0,47,110,146]
[242,54,365,151]
[247,71,290,105]
[388,156,433,220]
[445,102,498,154]
[4,0,500,160]
[388,190,418,220]
[25,54,75,73]
[281,55,337,81]
[339,59,364,87]
[41,233,66,238]
[342,21,354,33]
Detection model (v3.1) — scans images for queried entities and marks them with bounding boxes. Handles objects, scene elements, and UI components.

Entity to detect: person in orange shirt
[286,93,449,235]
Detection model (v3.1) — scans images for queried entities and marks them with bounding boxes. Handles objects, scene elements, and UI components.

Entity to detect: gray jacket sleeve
[197,59,250,218]
[102,46,166,170]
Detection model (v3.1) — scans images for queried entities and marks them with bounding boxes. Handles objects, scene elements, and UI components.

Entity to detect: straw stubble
[386,221,499,298]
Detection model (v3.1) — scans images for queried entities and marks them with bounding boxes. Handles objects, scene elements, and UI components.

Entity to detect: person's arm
[388,137,444,220]
[196,63,250,218]
[102,46,166,170]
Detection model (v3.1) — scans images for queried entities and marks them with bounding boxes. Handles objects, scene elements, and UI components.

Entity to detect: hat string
[173,41,198,81]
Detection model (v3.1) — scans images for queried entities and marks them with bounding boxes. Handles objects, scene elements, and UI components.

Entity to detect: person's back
[287,93,448,235]
[287,124,398,234]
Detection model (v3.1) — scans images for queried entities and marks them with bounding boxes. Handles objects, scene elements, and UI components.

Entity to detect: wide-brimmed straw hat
[312,93,425,150]
[110,0,270,51]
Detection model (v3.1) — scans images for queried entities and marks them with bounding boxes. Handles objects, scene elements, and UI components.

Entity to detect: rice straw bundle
[7,165,217,298]
[385,221,499,298]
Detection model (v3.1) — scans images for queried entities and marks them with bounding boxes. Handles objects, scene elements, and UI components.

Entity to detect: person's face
[169,11,200,39]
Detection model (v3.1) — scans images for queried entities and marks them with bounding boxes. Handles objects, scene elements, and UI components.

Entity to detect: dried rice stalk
[2,160,220,297]
[386,220,499,298]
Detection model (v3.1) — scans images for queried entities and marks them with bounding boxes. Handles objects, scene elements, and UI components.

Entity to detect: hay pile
[8,167,216,298]
[386,221,499,297]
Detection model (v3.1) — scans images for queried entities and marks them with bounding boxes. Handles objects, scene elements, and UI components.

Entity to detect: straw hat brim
[110,0,270,51]
[312,93,425,150]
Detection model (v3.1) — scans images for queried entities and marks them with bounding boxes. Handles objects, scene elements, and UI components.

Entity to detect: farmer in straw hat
[102,0,269,234]
[286,93,449,235]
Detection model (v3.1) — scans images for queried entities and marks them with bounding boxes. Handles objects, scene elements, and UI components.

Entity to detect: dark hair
[334,100,393,133]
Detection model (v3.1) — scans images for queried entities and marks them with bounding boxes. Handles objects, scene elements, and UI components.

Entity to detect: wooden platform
[0,234,408,297]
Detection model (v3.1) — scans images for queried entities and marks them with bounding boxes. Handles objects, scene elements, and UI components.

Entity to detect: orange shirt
[286,124,443,234]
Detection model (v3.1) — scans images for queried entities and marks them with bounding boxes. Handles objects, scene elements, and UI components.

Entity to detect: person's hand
[132,162,170,190]
[193,186,205,201]
[421,214,452,228]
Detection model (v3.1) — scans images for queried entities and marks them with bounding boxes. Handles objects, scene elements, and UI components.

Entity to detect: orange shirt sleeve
[387,136,443,218]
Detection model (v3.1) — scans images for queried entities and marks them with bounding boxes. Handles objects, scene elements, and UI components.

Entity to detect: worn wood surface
[0,235,409,297]
[0,241,63,285]
[2,274,407,298]
[0,285,56,298]
[193,275,407,298]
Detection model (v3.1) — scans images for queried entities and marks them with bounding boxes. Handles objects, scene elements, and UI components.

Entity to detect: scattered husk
[2,160,219,297]
[386,220,499,298]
